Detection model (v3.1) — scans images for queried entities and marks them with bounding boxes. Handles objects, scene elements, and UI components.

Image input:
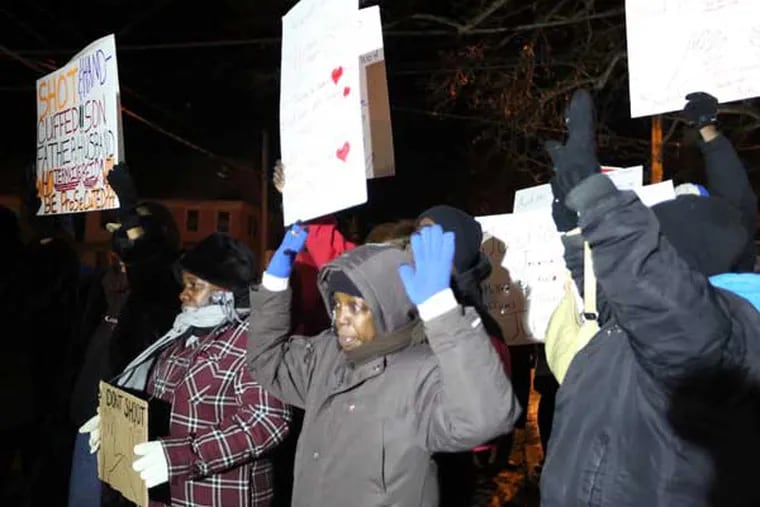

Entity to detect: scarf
[344,320,426,366]
[115,292,245,390]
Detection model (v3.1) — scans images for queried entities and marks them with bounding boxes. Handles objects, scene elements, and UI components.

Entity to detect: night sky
[0,0,480,227]
[2,0,758,234]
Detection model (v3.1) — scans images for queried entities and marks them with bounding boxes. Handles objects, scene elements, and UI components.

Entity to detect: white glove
[79,414,101,454]
[133,441,169,488]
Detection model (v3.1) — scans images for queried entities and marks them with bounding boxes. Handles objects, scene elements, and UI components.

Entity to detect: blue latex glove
[398,224,455,305]
[266,223,308,278]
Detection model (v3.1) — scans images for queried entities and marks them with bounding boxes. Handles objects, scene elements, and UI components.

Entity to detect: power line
[0,44,252,175]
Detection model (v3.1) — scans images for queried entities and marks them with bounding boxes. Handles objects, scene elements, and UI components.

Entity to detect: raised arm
[400,225,520,451]
[684,92,757,270]
[566,174,733,383]
[247,225,323,408]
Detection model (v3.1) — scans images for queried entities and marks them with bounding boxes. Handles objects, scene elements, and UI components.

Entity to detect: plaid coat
[148,320,291,507]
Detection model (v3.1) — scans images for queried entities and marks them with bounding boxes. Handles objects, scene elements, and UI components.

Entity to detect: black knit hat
[418,205,483,273]
[179,233,257,293]
[653,195,746,277]
[326,271,363,299]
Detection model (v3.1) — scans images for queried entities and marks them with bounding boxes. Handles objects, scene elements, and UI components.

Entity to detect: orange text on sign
[38,68,79,121]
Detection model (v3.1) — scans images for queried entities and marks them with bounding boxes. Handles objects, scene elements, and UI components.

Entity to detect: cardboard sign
[626,0,760,117]
[280,0,368,225]
[478,212,567,345]
[98,382,149,507]
[35,34,123,215]
[358,6,395,179]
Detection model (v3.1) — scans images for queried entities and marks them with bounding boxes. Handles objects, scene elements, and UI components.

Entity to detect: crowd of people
[1,89,759,507]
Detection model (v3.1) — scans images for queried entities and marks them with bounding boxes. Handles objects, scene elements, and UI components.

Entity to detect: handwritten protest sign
[478,212,567,345]
[625,0,760,117]
[98,382,148,507]
[513,166,644,213]
[35,34,122,215]
[280,0,367,225]
[358,6,395,179]
[484,177,676,345]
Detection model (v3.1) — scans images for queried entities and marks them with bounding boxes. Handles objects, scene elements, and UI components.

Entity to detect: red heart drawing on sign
[336,142,350,162]
[331,67,343,84]
[343,86,351,97]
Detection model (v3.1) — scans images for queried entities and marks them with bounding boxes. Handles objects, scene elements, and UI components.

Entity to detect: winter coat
[540,175,760,507]
[248,245,519,507]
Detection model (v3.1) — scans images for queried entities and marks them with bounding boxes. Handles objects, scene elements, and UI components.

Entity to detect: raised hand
[398,224,455,305]
[266,223,308,278]
[544,90,601,232]
[684,92,718,129]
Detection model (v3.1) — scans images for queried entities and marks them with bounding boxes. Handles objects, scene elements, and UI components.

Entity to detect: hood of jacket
[652,195,746,277]
[317,244,416,336]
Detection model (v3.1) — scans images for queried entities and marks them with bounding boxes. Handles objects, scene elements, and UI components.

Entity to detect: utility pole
[259,129,269,273]
[650,115,663,183]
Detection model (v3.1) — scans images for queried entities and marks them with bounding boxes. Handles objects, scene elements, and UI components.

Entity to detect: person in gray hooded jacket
[247,223,520,507]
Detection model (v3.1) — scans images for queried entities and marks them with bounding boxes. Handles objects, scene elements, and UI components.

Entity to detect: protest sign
[98,382,149,507]
[358,6,395,179]
[477,211,566,345]
[625,0,760,117]
[513,166,644,213]
[280,0,368,225]
[35,34,122,215]
[484,178,676,345]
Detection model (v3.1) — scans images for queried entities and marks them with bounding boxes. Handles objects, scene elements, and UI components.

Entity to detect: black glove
[544,89,600,231]
[550,179,578,232]
[107,162,141,229]
[107,162,139,212]
[683,92,718,129]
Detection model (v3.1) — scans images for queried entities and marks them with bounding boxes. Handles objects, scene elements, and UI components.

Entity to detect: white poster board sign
[513,166,644,213]
[358,6,395,179]
[35,34,122,215]
[485,178,676,345]
[280,0,367,225]
[625,0,760,117]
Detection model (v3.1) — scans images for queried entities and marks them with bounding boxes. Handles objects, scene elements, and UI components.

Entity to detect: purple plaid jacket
[147,321,290,507]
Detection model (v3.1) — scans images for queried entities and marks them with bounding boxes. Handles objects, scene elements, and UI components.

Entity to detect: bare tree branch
[410,5,623,35]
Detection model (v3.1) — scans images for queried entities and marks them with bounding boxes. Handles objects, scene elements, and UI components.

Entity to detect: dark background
[2,0,759,237]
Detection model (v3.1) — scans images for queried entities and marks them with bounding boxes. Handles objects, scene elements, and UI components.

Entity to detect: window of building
[217,211,230,233]
[187,209,199,232]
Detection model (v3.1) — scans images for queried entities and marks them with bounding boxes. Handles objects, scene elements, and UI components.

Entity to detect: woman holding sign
[83,233,291,507]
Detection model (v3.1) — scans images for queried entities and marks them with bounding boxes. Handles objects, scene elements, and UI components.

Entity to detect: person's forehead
[334,291,366,304]
[182,271,207,284]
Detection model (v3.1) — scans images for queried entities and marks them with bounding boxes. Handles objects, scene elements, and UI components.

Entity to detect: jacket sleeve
[246,281,324,409]
[413,294,521,452]
[700,134,758,271]
[161,368,291,480]
[567,174,734,384]
[560,232,612,325]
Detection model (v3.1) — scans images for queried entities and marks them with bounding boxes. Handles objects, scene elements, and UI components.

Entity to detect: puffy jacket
[540,175,760,507]
[248,245,520,507]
